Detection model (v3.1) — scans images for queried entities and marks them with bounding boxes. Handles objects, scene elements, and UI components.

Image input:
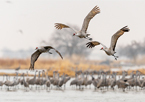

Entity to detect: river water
[0,69,145,102]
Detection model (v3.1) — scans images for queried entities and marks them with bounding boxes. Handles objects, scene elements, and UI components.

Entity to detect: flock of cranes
[29,5,130,70]
[0,5,132,93]
[0,70,145,92]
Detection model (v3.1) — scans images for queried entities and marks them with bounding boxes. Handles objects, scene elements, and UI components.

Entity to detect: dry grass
[0,58,111,77]
[0,58,145,77]
[0,72,34,77]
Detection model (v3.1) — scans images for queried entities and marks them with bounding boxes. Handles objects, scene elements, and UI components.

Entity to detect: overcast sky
[0,0,145,59]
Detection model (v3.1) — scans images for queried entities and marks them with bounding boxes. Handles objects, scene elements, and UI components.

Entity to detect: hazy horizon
[0,0,145,60]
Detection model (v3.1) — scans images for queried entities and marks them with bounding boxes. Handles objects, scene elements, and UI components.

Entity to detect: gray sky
[0,0,145,59]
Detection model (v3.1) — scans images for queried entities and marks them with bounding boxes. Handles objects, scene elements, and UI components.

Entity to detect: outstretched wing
[44,46,53,50]
[53,48,63,59]
[110,26,129,51]
[81,5,100,33]
[86,41,100,48]
[54,23,77,33]
[44,46,63,59]
[86,41,107,49]
[29,50,42,70]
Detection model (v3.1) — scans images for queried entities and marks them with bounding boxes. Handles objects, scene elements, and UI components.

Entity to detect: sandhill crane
[141,77,145,88]
[83,71,92,88]
[13,72,21,89]
[45,70,51,91]
[117,80,129,92]
[77,72,84,90]
[27,70,38,89]
[55,5,100,40]
[63,76,71,89]
[22,73,29,91]
[4,75,15,90]
[35,71,41,89]
[96,73,104,89]
[0,75,5,89]
[134,71,142,89]
[92,77,98,90]
[29,46,63,70]
[109,72,117,90]
[50,71,56,85]
[58,74,66,89]
[126,72,136,88]
[26,71,29,82]
[91,72,98,90]
[15,65,20,71]
[53,73,60,88]
[42,70,47,87]
[116,71,130,92]
[39,70,46,89]
[20,74,24,86]
[70,72,78,88]
[86,26,130,60]
[97,72,109,90]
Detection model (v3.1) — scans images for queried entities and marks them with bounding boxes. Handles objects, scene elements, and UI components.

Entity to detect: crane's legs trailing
[113,55,119,60]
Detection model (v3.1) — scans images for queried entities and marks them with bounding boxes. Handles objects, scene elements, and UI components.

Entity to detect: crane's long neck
[6,75,8,81]
[81,73,84,80]
[34,71,37,79]
[57,73,59,80]
[42,71,45,80]
[86,72,88,79]
[3,75,5,81]
[23,74,26,83]
[38,71,41,78]
[122,73,125,80]
[46,71,48,80]
[53,72,55,79]
[16,72,18,79]
[27,71,28,79]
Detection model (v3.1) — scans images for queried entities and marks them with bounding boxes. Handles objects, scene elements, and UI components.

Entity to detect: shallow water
[0,77,145,102]
[0,86,145,102]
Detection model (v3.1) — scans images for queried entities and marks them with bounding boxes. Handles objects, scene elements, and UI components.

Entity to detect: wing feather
[86,41,100,48]
[81,5,100,33]
[29,50,42,70]
[55,23,77,33]
[110,30,125,51]
[86,41,107,49]
[53,49,63,59]
[45,46,63,59]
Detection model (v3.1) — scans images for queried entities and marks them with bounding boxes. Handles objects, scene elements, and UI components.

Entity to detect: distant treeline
[118,39,145,61]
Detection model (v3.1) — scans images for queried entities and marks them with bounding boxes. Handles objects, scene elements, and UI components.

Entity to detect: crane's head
[35,47,38,50]
[121,26,130,32]
[100,47,104,50]
[73,33,76,36]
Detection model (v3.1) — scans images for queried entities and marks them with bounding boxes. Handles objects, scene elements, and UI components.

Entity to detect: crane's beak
[100,48,103,50]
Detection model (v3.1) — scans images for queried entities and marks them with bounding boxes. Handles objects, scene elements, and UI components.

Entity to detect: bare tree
[118,40,143,63]
[42,25,92,58]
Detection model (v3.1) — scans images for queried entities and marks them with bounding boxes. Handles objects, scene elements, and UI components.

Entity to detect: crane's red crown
[35,47,38,50]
